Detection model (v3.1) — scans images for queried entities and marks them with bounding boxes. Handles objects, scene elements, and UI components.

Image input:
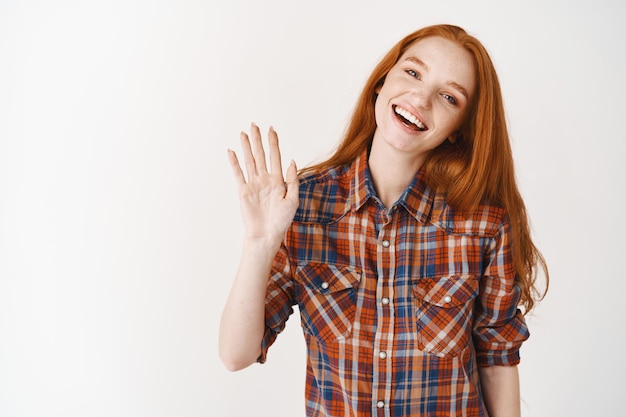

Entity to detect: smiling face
[372,36,476,163]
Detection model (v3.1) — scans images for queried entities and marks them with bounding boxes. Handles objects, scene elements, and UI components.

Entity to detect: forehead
[398,36,476,93]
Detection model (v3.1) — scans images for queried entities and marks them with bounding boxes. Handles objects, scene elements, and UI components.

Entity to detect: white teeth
[394,106,426,130]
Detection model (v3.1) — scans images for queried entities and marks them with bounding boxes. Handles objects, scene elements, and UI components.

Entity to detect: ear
[374,76,388,95]
[447,133,457,144]
[375,79,385,94]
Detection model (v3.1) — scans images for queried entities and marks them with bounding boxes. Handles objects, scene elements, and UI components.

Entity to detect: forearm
[218,237,282,371]
[478,365,521,417]
[221,123,299,371]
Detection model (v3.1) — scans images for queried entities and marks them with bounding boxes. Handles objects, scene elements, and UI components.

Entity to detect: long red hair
[301,24,548,312]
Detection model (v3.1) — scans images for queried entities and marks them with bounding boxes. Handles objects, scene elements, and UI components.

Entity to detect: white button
[377,401,385,408]
[381,240,390,248]
[443,295,452,303]
[379,351,387,359]
[381,297,390,305]
[321,282,329,290]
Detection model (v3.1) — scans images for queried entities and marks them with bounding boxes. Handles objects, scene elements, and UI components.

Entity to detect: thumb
[285,160,299,202]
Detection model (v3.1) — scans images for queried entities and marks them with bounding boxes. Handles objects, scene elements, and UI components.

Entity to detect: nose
[410,87,434,110]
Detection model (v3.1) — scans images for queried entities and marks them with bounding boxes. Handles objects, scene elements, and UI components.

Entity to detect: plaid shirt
[260,150,529,416]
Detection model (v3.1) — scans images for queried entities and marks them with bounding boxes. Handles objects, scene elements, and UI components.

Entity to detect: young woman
[219,24,548,417]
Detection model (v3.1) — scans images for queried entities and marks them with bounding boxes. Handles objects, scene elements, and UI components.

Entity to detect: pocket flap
[413,275,478,307]
[296,263,361,294]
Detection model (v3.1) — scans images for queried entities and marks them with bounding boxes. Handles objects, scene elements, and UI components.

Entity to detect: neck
[368,139,426,209]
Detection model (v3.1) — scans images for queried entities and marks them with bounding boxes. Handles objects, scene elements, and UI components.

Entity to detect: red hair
[302,24,548,312]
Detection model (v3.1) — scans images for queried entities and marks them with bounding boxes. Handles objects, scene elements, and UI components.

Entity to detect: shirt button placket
[376,232,392,415]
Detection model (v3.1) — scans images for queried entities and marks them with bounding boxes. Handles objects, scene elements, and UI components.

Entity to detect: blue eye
[442,94,457,105]
[406,69,420,79]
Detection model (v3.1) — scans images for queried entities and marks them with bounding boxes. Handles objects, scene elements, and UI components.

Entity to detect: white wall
[1,0,624,416]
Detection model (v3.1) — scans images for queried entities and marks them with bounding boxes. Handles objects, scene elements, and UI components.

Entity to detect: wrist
[241,234,284,255]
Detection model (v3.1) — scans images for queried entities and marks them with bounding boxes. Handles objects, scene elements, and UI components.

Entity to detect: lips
[393,105,427,131]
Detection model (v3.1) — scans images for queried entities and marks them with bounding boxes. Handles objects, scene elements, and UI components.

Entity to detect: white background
[1,0,625,416]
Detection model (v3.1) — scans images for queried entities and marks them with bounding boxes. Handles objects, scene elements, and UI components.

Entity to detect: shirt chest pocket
[295,263,361,343]
[413,275,478,357]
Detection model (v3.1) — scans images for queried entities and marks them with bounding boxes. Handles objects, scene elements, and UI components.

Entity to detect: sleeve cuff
[256,325,279,364]
[476,343,522,367]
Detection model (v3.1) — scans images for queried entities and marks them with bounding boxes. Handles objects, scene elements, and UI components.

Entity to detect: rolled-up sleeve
[258,244,296,364]
[473,214,530,367]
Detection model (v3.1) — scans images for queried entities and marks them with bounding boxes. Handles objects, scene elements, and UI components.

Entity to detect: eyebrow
[403,56,469,100]
[405,56,428,71]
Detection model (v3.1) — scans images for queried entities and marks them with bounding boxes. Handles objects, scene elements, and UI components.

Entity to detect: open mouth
[393,105,427,131]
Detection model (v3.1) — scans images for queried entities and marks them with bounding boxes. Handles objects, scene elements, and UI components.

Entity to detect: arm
[479,365,521,417]
[218,123,299,372]
[473,212,529,413]
[218,237,283,371]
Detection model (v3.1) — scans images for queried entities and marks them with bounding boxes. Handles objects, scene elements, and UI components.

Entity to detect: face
[372,36,476,160]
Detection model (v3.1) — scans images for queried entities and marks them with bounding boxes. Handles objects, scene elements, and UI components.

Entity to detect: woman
[219,24,548,417]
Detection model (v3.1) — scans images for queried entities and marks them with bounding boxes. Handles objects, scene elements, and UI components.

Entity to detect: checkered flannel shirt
[259,150,529,416]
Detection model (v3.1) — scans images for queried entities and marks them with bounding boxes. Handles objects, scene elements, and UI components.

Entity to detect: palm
[228,124,299,241]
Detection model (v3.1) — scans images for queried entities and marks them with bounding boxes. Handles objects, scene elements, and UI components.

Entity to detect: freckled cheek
[436,106,465,132]
[451,113,468,132]
[373,98,385,127]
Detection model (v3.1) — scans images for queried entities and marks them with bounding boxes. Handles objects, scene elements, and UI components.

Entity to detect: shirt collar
[349,149,435,223]
[350,150,374,212]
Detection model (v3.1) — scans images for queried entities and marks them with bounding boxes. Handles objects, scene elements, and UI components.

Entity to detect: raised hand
[227,123,299,243]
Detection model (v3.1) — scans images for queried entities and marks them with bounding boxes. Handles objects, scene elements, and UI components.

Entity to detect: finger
[227,149,246,190]
[284,160,299,203]
[249,122,268,173]
[268,126,283,176]
[239,131,257,179]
